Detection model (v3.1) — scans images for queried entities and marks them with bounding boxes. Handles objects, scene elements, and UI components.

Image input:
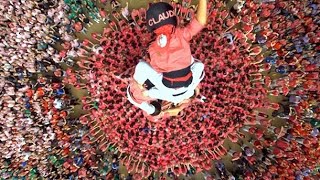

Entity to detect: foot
[150,101,161,116]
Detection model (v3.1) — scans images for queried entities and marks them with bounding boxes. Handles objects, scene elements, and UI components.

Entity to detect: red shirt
[148,18,204,72]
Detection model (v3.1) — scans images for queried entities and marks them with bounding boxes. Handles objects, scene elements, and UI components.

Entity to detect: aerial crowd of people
[0,0,319,179]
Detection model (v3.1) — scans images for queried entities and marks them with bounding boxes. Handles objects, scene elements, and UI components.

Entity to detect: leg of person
[147,87,180,103]
[133,60,162,85]
[159,60,205,103]
[133,61,188,94]
[126,85,160,115]
[146,61,204,104]
[190,60,205,86]
[169,60,205,103]
[170,88,195,104]
[147,86,194,104]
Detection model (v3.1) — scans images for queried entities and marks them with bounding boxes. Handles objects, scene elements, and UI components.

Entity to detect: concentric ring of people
[0,0,319,179]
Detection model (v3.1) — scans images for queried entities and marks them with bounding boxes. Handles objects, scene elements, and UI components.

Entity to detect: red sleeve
[180,18,205,41]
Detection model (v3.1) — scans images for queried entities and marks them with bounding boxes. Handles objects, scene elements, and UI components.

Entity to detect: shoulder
[148,41,158,53]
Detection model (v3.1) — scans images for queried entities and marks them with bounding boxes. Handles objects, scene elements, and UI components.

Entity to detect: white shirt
[53,99,63,109]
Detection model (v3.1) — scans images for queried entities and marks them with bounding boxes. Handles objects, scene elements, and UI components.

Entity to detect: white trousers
[133,59,205,104]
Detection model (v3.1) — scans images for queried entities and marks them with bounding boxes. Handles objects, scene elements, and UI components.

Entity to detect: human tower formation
[0,0,319,179]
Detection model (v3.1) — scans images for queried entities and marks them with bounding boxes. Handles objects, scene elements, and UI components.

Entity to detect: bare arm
[196,0,207,25]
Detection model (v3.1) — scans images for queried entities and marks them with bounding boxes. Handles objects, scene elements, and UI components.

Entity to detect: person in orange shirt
[131,1,207,106]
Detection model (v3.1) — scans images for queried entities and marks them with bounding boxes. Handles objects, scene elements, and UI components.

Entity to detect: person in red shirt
[128,1,207,112]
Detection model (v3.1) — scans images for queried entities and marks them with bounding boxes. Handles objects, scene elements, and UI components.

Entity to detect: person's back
[145,1,207,88]
[148,18,204,73]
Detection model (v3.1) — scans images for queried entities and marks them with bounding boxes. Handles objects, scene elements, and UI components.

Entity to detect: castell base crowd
[0,0,319,179]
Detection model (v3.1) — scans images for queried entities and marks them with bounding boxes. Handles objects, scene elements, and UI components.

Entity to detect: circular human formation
[74,1,269,176]
[0,0,319,179]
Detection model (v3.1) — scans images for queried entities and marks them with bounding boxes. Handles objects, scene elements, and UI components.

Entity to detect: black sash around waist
[162,65,193,88]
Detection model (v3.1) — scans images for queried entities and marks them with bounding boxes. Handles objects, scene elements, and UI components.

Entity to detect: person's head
[146,2,177,34]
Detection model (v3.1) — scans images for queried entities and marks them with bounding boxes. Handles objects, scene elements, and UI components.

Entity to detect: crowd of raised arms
[0,0,319,179]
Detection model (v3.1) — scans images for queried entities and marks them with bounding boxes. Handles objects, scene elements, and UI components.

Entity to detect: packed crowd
[0,0,76,178]
[0,0,319,179]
